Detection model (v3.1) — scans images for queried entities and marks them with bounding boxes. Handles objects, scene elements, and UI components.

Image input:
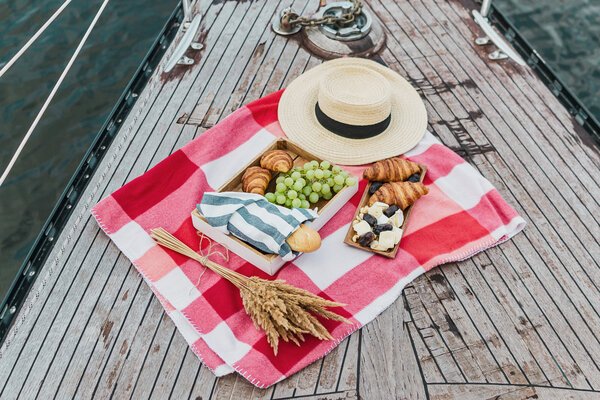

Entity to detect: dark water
[497,0,600,120]
[0,0,176,299]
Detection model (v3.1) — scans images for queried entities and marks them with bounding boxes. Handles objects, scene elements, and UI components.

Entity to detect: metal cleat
[177,56,194,66]
[488,49,508,61]
[475,36,491,46]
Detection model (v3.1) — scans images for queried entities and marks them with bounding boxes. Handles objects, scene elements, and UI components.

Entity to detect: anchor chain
[290,0,362,27]
[273,0,363,35]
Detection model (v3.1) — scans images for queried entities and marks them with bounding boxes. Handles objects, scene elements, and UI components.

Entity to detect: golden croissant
[368,181,429,209]
[242,166,271,195]
[260,150,294,172]
[363,157,421,182]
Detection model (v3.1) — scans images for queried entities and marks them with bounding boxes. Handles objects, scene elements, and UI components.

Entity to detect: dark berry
[407,173,421,183]
[358,232,376,247]
[373,223,393,235]
[383,205,399,218]
[363,214,377,227]
[369,181,384,194]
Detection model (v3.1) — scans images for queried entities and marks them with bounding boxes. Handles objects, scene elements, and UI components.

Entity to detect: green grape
[276,176,285,184]
[309,192,320,203]
[323,169,332,178]
[340,171,349,178]
[265,192,276,202]
[326,177,335,186]
[300,200,310,209]
[297,177,306,187]
[314,169,324,179]
[322,191,333,200]
[284,177,294,187]
[321,183,331,195]
[305,169,315,180]
[291,171,302,180]
[333,184,343,193]
[345,177,357,186]
[276,194,286,204]
[302,185,312,196]
[276,182,287,193]
[311,181,322,192]
[291,198,302,208]
[285,198,293,208]
[333,174,345,185]
[298,193,306,200]
[332,165,341,173]
[303,162,313,170]
[287,190,298,199]
[293,180,304,191]
[320,160,331,170]
[311,160,319,168]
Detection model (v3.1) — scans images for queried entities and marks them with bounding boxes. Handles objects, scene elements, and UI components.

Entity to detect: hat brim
[278,58,427,165]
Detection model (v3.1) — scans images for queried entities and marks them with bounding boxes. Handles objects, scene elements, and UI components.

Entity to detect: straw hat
[278,57,427,165]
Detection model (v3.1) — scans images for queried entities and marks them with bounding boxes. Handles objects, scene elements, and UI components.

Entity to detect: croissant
[260,150,294,173]
[242,166,271,195]
[368,181,429,209]
[363,157,421,182]
[286,224,321,253]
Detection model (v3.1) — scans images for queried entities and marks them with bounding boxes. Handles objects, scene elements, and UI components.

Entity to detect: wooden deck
[1,0,599,398]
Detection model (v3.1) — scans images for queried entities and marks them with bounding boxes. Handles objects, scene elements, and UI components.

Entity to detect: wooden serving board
[192,138,358,275]
[343,164,427,258]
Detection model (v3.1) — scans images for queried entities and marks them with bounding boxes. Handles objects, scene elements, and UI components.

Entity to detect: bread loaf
[286,224,321,253]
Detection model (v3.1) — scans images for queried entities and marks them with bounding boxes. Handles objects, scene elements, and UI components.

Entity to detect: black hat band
[315,102,391,140]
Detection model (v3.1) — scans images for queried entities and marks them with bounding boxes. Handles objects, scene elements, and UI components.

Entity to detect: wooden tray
[343,164,427,258]
[192,138,358,275]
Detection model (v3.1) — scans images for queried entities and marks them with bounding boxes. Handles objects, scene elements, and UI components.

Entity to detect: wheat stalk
[150,228,349,355]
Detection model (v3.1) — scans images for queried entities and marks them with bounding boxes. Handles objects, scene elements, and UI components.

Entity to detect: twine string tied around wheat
[192,232,229,292]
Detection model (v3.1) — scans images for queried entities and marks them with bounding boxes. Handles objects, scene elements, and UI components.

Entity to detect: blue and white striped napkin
[198,192,318,260]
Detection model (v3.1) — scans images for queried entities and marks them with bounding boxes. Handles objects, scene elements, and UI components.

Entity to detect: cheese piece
[370,202,389,210]
[353,220,372,236]
[378,231,396,250]
[391,226,403,244]
[368,206,384,219]
[377,214,390,225]
[389,211,404,228]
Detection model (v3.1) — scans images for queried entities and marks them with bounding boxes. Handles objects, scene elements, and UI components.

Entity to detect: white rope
[0,0,73,79]
[0,0,111,187]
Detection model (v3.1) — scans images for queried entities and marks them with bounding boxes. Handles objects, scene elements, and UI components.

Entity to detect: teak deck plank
[1,0,599,399]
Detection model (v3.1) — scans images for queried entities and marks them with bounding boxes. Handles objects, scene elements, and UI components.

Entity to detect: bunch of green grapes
[264,160,356,208]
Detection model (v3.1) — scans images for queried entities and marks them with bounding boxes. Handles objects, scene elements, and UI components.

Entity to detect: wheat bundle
[150,228,349,354]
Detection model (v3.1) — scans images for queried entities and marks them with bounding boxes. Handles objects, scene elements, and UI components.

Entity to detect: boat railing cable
[0,0,111,187]
[0,0,73,79]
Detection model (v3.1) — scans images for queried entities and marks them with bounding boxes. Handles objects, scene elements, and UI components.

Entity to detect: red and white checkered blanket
[92,90,525,388]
